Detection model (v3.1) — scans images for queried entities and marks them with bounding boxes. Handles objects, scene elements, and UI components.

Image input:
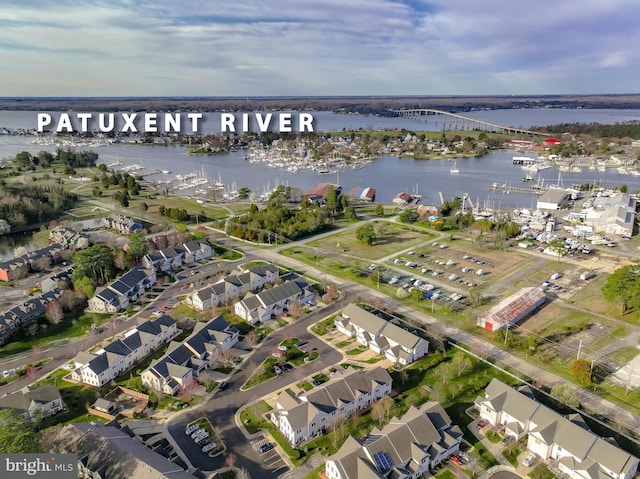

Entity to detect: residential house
[0,288,63,345]
[49,226,89,249]
[336,304,429,365]
[325,402,463,479]
[234,277,313,324]
[141,315,239,395]
[182,240,213,263]
[86,266,156,313]
[475,379,639,479]
[71,315,178,387]
[53,422,197,479]
[41,268,73,293]
[101,215,143,235]
[186,264,280,311]
[0,245,64,281]
[0,384,64,419]
[272,367,393,446]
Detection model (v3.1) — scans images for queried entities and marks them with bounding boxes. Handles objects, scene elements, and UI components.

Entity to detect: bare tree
[328,415,347,448]
[24,323,39,337]
[45,300,64,325]
[245,330,259,347]
[371,396,394,426]
[399,370,409,384]
[453,351,472,377]
[236,468,251,479]
[224,452,237,469]
[288,299,302,318]
[31,255,52,272]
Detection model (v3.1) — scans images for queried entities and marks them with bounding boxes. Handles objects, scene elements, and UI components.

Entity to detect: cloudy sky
[1,0,639,97]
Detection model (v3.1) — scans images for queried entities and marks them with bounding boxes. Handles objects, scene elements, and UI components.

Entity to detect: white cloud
[1,0,639,95]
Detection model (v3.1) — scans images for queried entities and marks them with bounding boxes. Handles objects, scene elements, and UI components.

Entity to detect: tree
[548,239,567,260]
[452,351,472,377]
[325,185,339,216]
[0,410,41,453]
[375,204,385,217]
[371,396,394,426]
[31,255,52,272]
[45,300,64,325]
[127,232,148,262]
[246,330,259,347]
[355,223,376,245]
[602,265,640,315]
[571,359,593,386]
[73,244,115,284]
[238,187,251,200]
[399,208,419,223]
[620,184,628,193]
[328,415,347,448]
[236,468,251,479]
[224,452,238,469]
[550,383,580,408]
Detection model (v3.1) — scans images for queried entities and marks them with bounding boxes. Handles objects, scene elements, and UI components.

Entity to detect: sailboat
[450,160,460,174]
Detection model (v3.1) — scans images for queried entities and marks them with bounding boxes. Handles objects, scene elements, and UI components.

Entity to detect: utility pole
[504,324,509,346]
[577,339,582,361]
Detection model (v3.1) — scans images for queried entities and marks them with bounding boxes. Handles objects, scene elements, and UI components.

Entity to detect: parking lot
[251,438,287,474]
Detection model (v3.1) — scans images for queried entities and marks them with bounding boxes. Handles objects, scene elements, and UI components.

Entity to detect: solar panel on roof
[372,450,394,472]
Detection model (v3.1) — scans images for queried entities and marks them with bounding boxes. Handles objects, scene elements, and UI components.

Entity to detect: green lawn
[311,316,336,336]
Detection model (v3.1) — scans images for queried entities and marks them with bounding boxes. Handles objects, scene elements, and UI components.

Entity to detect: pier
[489,183,546,195]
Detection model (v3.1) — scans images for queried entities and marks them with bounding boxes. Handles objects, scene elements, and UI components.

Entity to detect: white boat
[450,160,459,174]
[523,174,534,181]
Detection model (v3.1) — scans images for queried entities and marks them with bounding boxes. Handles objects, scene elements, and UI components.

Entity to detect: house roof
[54,423,196,479]
[0,384,61,412]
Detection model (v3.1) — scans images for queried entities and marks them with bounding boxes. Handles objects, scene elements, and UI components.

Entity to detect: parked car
[185,424,199,435]
[458,451,470,462]
[197,438,210,447]
[501,435,514,446]
[260,443,274,453]
[450,455,464,467]
[522,453,536,467]
[202,442,216,454]
[476,419,488,429]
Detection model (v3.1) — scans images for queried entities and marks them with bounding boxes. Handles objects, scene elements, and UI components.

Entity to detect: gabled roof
[0,384,61,412]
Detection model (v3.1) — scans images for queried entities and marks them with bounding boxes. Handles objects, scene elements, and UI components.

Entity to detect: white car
[185,425,199,435]
[202,442,216,454]
[522,453,536,467]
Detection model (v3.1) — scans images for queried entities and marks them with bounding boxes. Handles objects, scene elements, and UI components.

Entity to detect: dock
[489,183,546,195]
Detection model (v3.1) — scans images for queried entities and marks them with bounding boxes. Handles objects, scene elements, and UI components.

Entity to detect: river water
[0,109,639,210]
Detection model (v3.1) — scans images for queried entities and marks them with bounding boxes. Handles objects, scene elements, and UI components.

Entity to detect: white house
[71,315,178,387]
[86,267,156,313]
[272,367,392,446]
[0,385,64,420]
[475,379,639,479]
[335,304,429,365]
[234,278,313,324]
[325,402,462,479]
[186,265,280,311]
[141,315,239,395]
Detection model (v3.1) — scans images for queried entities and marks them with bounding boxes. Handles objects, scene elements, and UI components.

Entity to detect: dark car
[260,443,274,453]
[218,382,226,390]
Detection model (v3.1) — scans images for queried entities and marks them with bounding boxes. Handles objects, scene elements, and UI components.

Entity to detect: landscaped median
[186,416,224,457]
[241,338,319,390]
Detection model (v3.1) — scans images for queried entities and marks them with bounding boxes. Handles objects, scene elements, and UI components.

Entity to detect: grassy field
[302,221,434,261]
[569,275,640,324]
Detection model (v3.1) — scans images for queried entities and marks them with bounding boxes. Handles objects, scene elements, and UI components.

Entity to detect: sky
[1,0,639,97]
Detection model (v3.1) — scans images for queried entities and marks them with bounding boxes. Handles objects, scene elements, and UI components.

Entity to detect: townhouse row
[86,266,156,313]
[335,304,429,365]
[141,240,212,272]
[140,315,239,395]
[476,379,639,479]
[326,402,463,479]
[0,288,63,345]
[273,366,393,445]
[71,315,179,387]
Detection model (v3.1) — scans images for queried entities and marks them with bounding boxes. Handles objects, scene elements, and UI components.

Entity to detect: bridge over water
[394,109,545,136]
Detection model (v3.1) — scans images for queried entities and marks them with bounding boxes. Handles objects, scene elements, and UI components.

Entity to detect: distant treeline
[533,122,640,139]
[2,95,640,115]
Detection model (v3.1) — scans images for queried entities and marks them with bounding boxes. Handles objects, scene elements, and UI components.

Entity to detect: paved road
[165,294,350,478]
